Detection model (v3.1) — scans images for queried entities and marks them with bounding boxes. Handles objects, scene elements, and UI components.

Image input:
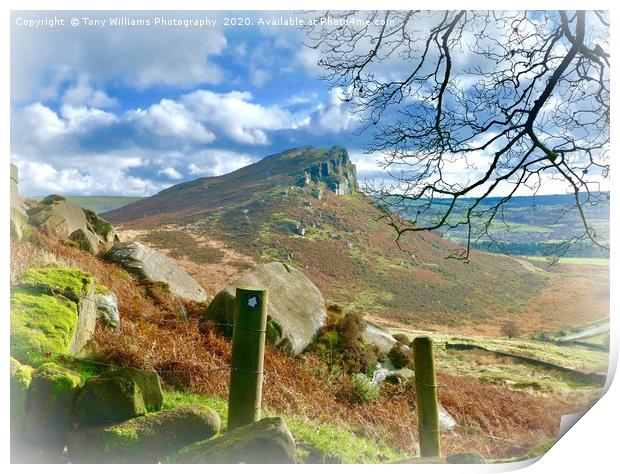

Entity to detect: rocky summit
[102,146,357,224]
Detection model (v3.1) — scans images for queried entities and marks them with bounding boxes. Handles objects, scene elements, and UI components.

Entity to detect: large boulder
[362,323,398,354]
[72,367,163,427]
[98,367,163,411]
[24,363,82,451]
[175,417,296,464]
[201,262,326,355]
[10,163,29,240]
[68,405,221,463]
[72,376,147,427]
[10,268,97,365]
[106,241,208,302]
[27,194,117,254]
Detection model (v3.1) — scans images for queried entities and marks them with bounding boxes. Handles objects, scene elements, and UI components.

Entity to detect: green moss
[162,390,229,427]
[10,358,34,439]
[10,288,78,366]
[10,357,34,389]
[36,362,82,395]
[26,362,82,449]
[266,318,283,345]
[95,284,110,295]
[21,267,93,303]
[107,423,141,443]
[73,377,148,426]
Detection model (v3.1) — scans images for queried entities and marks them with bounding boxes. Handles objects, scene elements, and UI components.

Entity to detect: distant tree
[305,11,609,260]
[501,320,520,339]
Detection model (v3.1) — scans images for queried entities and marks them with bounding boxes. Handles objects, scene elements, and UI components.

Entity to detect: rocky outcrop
[298,147,357,195]
[201,262,326,355]
[73,368,163,427]
[11,268,97,365]
[175,417,296,464]
[106,241,208,302]
[10,164,29,240]
[68,405,221,463]
[27,194,118,254]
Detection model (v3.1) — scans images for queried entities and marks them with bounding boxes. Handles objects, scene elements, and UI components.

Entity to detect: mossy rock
[10,288,78,366]
[68,228,98,254]
[24,363,82,451]
[68,405,221,463]
[10,358,34,442]
[98,368,163,411]
[72,377,147,427]
[11,267,98,365]
[20,267,94,303]
[175,417,296,464]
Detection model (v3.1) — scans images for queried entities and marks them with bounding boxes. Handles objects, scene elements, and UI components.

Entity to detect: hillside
[104,146,609,335]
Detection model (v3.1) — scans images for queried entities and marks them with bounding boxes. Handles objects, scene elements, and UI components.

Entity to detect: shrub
[338,312,366,348]
[309,310,382,374]
[387,343,413,369]
[326,302,344,315]
[350,374,380,404]
[501,320,520,339]
[393,333,410,345]
[532,331,552,342]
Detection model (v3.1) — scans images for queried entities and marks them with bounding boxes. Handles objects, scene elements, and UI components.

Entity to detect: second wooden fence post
[227,287,268,430]
[413,336,441,458]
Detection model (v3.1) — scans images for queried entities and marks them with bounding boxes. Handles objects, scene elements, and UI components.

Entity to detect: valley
[10,146,609,463]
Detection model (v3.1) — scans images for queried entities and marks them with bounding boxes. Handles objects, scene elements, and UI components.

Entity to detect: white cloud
[188,149,255,177]
[15,103,66,142]
[12,155,157,197]
[127,99,215,144]
[158,166,183,180]
[62,75,117,108]
[310,87,360,134]
[11,12,227,101]
[182,90,306,145]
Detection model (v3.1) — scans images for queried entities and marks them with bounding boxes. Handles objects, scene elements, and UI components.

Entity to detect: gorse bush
[387,343,413,369]
[310,309,385,374]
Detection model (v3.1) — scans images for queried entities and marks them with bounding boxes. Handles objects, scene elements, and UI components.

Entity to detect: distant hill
[30,195,145,214]
[103,146,608,333]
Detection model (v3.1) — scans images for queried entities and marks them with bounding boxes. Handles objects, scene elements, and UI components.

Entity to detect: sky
[10,10,608,198]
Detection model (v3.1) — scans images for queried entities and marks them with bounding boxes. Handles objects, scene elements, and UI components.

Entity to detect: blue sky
[10,10,608,199]
[11,11,377,196]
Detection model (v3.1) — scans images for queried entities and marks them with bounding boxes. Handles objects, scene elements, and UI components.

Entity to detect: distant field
[395,193,610,258]
[524,256,610,267]
[30,195,145,213]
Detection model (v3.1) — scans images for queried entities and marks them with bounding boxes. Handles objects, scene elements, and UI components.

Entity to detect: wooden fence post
[227,287,268,430]
[413,336,441,457]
